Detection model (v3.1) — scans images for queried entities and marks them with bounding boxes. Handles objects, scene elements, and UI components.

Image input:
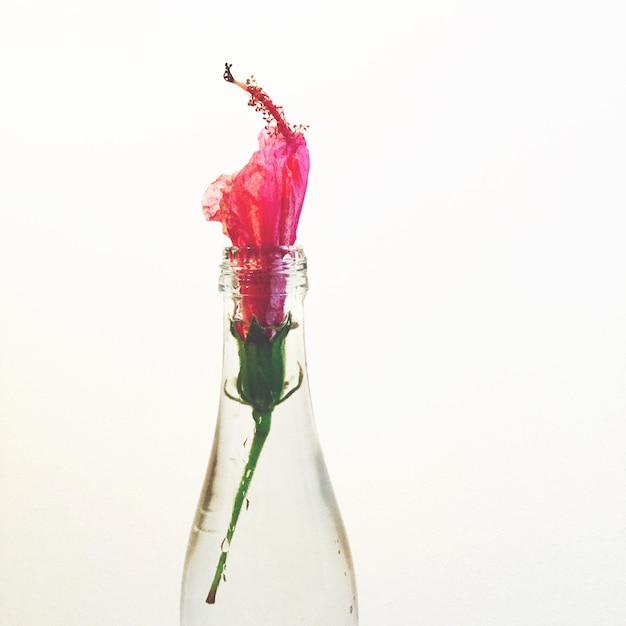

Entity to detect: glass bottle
[181,246,358,626]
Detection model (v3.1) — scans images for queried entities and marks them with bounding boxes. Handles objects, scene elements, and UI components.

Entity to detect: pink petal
[202,173,234,223]
[203,129,309,248]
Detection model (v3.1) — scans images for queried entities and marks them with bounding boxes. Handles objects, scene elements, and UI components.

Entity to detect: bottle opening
[219,246,308,296]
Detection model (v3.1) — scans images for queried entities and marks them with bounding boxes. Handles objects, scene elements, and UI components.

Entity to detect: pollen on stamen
[223,62,306,140]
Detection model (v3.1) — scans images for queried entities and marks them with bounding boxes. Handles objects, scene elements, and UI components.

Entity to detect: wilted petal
[203,129,309,248]
[202,173,233,225]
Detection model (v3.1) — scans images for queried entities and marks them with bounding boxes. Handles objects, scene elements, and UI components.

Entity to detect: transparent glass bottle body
[181,247,358,626]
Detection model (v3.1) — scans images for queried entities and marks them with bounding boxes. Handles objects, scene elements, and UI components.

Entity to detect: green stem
[206,410,272,604]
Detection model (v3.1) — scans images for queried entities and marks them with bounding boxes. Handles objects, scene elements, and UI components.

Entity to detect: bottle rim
[220,246,307,273]
[218,246,308,295]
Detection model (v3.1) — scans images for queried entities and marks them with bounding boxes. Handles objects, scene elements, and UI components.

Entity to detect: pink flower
[202,66,311,604]
[202,65,310,333]
[202,128,309,247]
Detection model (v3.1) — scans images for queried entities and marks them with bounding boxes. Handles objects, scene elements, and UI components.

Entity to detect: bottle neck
[218,246,310,418]
[219,245,308,333]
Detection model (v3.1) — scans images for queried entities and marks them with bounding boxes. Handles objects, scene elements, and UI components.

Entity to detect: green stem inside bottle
[207,315,300,605]
[206,409,272,604]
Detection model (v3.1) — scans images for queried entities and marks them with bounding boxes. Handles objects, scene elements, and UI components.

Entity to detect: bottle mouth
[219,246,308,295]
[221,246,306,271]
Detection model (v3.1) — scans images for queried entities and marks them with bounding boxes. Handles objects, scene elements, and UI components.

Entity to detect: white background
[1,0,626,624]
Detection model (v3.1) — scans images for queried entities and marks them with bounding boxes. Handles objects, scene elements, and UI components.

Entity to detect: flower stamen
[223,62,295,139]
